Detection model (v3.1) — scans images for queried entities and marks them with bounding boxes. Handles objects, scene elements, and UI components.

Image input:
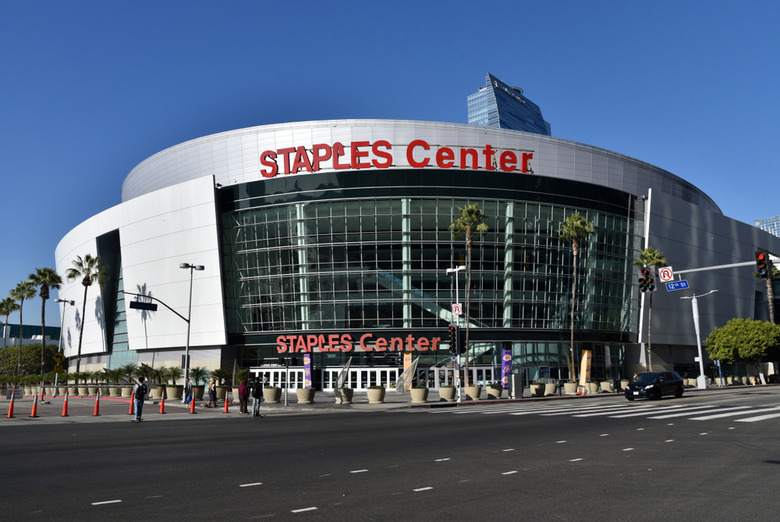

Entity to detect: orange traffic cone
[61,389,69,417]
[93,389,100,416]
[189,396,197,414]
[159,394,166,414]
[30,394,39,417]
[7,389,15,418]
[128,392,135,415]
[223,396,229,413]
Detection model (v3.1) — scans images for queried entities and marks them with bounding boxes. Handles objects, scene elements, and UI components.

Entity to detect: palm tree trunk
[766,276,775,323]
[570,251,578,382]
[464,239,472,387]
[40,299,47,375]
[76,285,88,373]
[647,293,653,372]
[17,299,24,374]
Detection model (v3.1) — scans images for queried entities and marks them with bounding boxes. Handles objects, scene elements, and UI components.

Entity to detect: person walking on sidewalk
[238,378,249,415]
[132,377,147,422]
[251,378,263,418]
[207,379,217,408]
[183,377,192,404]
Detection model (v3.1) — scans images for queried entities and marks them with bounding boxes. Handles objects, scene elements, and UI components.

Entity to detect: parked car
[625,371,684,401]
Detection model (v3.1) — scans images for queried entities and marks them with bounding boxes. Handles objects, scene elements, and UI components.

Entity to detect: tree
[448,203,489,387]
[10,279,36,374]
[29,267,63,376]
[754,263,778,323]
[0,296,20,371]
[634,247,667,372]
[705,318,780,383]
[557,212,595,382]
[65,253,108,373]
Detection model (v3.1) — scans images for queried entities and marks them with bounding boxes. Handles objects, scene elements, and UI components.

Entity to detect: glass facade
[467,73,552,135]
[220,169,640,380]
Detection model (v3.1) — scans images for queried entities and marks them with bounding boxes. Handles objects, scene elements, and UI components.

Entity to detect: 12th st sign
[665,280,690,291]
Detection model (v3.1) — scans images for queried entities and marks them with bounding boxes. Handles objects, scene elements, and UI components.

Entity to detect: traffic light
[639,267,650,292]
[448,324,457,351]
[645,270,655,292]
[755,251,770,278]
[448,324,463,354]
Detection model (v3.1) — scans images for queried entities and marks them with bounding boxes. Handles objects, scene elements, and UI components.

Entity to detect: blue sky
[2,0,779,328]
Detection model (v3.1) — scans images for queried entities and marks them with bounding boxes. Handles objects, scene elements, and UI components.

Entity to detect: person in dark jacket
[238,378,249,415]
[250,378,264,418]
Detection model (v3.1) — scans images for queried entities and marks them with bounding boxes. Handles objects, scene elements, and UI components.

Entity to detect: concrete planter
[564,382,578,395]
[367,387,386,404]
[530,383,545,397]
[166,385,183,400]
[58,386,69,396]
[296,388,315,404]
[263,387,282,403]
[486,385,503,399]
[586,382,599,395]
[465,385,482,400]
[121,386,133,398]
[192,385,205,400]
[336,388,353,404]
[439,386,457,402]
[78,386,89,396]
[410,387,429,403]
[600,381,613,393]
[544,383,557,396]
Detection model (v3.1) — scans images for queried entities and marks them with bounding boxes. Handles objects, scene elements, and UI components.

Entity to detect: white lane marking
[502,448,515,452]
[350,469,368,474]
[665,440,674,443]
[91,499,122,506]
[291,507,318,513]
[239,482,263,487]
[435,458,450,462]
[556,440,567,444]
[647,406,722,419]
[623,448,634,452]
[600,433,609,437]
[737,411,780,422]
[689,406,757,420]
[569,458,583,462]
[502,470,518,475]
[413,487,433,492]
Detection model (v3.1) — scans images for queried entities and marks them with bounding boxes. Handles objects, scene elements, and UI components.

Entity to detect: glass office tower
[467,73,552,135]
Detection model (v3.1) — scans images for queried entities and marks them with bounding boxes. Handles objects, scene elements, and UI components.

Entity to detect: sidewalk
[1,384,768,425]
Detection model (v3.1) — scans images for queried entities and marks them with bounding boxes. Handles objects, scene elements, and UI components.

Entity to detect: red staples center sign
[276,333,442,354]
[260,139,534,178]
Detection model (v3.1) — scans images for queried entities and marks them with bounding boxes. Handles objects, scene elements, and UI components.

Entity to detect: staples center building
[55,119,780,389]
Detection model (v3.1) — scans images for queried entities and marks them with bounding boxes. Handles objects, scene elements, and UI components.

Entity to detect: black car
[624,371,684,401]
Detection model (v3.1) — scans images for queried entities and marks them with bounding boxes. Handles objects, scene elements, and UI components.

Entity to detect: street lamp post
[54,298,74,395]
[680,289,718,389]
[446,266,466,402]
[180,263,205,403]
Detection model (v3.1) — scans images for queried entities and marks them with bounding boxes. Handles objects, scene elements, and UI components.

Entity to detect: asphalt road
[3,388,780,520]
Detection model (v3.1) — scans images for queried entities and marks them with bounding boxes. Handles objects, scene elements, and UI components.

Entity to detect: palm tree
[11,279,37,374]
[556,212,595,382]
[29,267,63,376]
[65,253,108,373]
[634,247,667,372]
[448,203,489,387]
[0,296,20,373]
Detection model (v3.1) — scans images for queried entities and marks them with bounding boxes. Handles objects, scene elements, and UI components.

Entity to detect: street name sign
[665,280,689,291]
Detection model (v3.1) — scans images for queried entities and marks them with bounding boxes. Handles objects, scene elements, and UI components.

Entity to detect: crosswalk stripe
[734,409,780,423]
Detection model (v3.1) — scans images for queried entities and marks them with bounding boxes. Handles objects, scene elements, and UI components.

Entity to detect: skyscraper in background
[754,216,780,238]
[467,73,551,135]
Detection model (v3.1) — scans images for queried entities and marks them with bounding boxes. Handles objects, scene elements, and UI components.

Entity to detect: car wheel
[626,395,634,401]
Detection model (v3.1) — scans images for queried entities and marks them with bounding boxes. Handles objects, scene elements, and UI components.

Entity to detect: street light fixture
[180,263,204,402]
[53,298,75,394]
[680,289,718,389]
[446,266,466,402]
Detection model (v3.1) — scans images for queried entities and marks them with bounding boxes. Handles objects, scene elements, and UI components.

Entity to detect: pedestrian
[132,377,147,422]
[208,378,217,408]
[238,378,249,415]
[183,377,192,404]
[251,378,263,418]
